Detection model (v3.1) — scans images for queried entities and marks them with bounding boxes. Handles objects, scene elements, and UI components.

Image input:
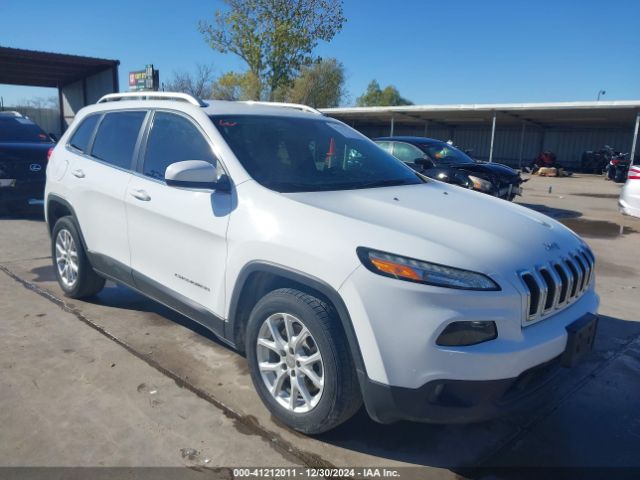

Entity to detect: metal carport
[0,46,119,133]
[321,101,640,169]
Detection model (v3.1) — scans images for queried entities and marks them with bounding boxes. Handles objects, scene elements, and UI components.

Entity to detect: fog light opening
[436,321,497,346]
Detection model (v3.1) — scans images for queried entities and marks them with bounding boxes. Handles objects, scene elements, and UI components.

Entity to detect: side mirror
[414,157,435,169]
[165,160,230,191]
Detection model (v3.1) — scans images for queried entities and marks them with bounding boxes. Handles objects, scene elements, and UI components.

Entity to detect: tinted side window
[91,111,146,169]
[69,115,100,152]
[142,112,216,180]
[392,142,424,163]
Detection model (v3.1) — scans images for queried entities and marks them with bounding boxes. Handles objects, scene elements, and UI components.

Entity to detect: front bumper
[339,265,599,423]
[361,312,598,424]
[361,353,563,424]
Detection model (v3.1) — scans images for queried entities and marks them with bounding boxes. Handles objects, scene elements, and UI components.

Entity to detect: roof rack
[97,92,206,107]
[241,101,323,115]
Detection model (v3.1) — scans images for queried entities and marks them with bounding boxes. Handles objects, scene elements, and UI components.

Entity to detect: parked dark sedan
[375,136,524,200]
[0,112,54,213]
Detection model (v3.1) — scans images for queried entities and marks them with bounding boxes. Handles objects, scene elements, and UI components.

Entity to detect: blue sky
[1,0,639,106]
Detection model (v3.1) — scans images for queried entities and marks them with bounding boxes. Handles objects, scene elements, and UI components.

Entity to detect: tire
[246,288,362,434]
[51,216,105,298]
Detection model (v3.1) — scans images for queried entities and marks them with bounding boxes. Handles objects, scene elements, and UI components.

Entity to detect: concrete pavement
[0,174,638,477]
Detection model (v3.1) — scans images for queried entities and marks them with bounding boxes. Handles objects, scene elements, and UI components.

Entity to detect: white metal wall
[61,68,117,131]
[352,122,635,169]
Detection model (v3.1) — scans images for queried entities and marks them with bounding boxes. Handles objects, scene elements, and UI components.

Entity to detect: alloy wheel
[55,228,78,288]
[256,312,324,413]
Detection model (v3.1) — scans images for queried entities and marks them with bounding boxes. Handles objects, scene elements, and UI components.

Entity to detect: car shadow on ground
[88,282,228,348]
[28,265,227,349]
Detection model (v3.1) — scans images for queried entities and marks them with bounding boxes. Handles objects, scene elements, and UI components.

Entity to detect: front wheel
[246,288,362,434]
[51,217,105,298]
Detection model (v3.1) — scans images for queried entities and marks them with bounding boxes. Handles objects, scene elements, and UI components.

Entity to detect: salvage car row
[2,107,638,214]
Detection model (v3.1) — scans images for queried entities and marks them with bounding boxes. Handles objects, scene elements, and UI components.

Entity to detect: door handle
[130,189,151,201]
[71,169,85,178]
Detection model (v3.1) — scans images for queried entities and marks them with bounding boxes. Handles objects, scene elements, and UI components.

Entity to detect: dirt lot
[0,174,638,478]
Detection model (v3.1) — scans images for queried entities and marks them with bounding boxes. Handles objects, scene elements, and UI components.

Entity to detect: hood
[285,181,585,277]
[458,162,519,179]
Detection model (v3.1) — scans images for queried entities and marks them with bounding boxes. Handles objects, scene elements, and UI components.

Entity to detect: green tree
[211,72,242,100]
[211,71,262,100]
[287,58,345,108]
[356,80,413,107]
[199,0,346,100]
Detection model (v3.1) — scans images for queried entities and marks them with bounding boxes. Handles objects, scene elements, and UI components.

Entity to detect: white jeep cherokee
[45,92,599,434]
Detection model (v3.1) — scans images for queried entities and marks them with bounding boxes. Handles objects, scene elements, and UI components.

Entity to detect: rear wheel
[51,217,105,298]
[246,288,362,434]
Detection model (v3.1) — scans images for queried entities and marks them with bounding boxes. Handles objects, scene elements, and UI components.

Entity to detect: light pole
[597,89,606,101]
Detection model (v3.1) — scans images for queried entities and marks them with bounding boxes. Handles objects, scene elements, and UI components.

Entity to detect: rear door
[125,110,230,329]
[66,110,147,275]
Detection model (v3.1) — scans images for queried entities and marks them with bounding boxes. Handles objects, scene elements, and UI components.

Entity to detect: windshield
[210,115,422,192]
[419,143,474,166]
[0,116,51,143]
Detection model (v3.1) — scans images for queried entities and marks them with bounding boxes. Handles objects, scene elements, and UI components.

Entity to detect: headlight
[468,175,493,192]
[357,248,500,291]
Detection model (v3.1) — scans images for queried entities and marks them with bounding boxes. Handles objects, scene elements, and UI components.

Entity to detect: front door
[125,110,231,330]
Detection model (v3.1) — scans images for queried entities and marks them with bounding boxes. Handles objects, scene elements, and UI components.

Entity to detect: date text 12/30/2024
[233,468,401,478]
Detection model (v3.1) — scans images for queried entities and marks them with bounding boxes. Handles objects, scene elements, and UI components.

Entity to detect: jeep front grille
[519,248,594,324]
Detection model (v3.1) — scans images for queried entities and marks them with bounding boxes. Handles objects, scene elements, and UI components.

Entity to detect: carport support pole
[631,111,640,165]
[390,116,395,137]
[57,86,65,134]
[488,111,497,163]
[518,122,526,169]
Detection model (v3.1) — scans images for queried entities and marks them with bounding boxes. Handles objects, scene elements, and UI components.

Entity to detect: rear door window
[142,112,216,180]
[91,111,146,170]
[69,115,100,153]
